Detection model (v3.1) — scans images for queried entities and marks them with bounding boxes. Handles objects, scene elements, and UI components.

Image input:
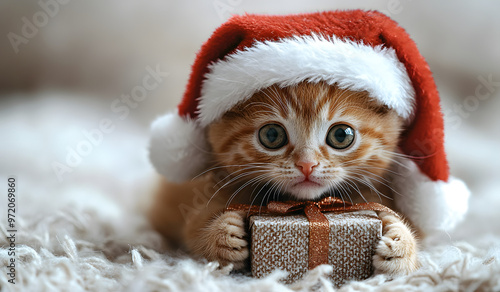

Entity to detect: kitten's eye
[258,124,288,149]
[326,124,355,149]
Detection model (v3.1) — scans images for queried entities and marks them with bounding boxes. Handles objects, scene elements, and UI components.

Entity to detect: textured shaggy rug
[1,94,500,292]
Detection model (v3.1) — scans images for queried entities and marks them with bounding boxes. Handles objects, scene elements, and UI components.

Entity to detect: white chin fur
[286,184,329,201]
[392,158,470,234]
[148,113,211,182]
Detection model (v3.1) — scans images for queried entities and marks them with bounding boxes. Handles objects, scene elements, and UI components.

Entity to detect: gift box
[226,197,393,286]
[249,210,382,286]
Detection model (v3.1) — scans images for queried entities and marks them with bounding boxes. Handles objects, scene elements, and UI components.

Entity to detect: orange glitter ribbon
[225,196,398,269]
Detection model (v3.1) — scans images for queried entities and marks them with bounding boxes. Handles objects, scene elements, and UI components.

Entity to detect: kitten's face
[208,82,403,201]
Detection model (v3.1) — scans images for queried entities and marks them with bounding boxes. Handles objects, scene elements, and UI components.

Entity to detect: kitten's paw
[203,211,249,269]
[373,212,419,276]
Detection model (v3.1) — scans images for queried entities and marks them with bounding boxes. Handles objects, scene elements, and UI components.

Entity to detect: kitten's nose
[295,161,319,178]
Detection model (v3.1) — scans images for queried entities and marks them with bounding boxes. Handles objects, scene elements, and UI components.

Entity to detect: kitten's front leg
[204,211,249,269]
[186,209,249,269]
[373,211,419,276]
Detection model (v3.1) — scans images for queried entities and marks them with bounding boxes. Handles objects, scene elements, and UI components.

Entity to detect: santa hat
[149,10,470,233]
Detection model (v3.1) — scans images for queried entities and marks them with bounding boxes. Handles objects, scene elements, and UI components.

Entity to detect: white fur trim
[198,35,416,126]
[392,158,470,233]
[148,113,211,182]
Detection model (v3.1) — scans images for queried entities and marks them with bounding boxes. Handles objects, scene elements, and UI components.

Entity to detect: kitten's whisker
[259,182,275,214]
[344,169,390,189]
[338,156,384,166]
[361,175,393,201]
[333,179,354,205]
[377,155,412,170]
[207,169,270,208]
[259,178,282,213]
[342,177,365,204]
[266,86,289,114]
[192,163,274,181]
[248,178,275,217]
[225,173,270,208]
[343,177,362,196]
[345,164,401,177]
[247,91,285,115]
[348,174,393,202]
[230,174,274,211]
[338,181,354,207]
[255,93,282,112]
[253,109,280,116]
[273,179,287,202]
[354,165,402,177]
[328,180,344,202]
[336,157,404,178]
[327,180,343,202]
[328,89,360,115]
[361,176,392,202]
[261,96,283,113]
[218,168,271,189]
[344,169,406,199]
[378,153,410,163]
[246,175,274,208]
[266,178,283,204]
[215,167,254,187]
[340,155,394,165]
[342,175,371,203]
[229,173,268,199]
[214,165,274,187]
[344,168,392,184]
[243,101,278,113]
[380,149,435,160]
[328,89,351,112]
[192,165,230,181]
[269,86,288,111]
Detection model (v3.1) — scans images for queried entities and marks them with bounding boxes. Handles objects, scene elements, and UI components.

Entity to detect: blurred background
[0,1,498,231]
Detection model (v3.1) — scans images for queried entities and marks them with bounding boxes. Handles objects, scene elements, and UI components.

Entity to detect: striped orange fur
[208,81,404,202]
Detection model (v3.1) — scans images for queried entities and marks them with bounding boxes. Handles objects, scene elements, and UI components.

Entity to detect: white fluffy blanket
[1,94,500,292]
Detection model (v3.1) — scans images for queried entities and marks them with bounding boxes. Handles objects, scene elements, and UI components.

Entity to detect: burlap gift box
[249,210,382,285]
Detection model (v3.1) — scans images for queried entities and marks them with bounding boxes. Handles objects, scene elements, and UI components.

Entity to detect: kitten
[150,81,419,276]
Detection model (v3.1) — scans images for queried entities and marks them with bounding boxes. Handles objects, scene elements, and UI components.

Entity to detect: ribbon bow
[225,197,397,269]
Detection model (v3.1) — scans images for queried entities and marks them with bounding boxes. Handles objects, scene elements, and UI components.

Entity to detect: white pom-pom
[392,159,471,233]
[148,113,211,182]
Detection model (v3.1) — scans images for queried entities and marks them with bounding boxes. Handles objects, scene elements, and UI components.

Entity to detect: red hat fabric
[149,10,470,233]
[182,10,446,181]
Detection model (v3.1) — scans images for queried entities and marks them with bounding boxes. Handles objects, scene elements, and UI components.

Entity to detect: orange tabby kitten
[150,82,419,276]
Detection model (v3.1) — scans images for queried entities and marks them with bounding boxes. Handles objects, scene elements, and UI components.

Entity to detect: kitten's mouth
[292,179,322,188]
[287,177,326,200]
